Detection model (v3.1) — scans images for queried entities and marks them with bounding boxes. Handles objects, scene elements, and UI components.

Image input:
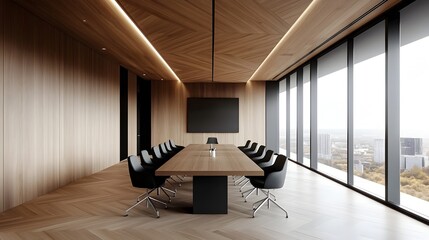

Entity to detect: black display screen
[187,98,239,133]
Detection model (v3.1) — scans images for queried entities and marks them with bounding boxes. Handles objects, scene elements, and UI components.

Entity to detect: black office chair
[166,140,180,154]
[237,145,267,189]
[141,150,176,197]
[238,140,251,150]
[164,141,185,182]
[124,155,168,218]
[254,150,275,166]
[234,142,258,186]
[242,142,257,154]
[206,137,219,144]
[160,142,174,160]
[242,150,275,198]
[246,145,266,159]
[240,141,254,152]
[141,149,157,169]
[152,145,182,187]
[151,145,168,166]
[169,139,184,151]
[249,154,288,218]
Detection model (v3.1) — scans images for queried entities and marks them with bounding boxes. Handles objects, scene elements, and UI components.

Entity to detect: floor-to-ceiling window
[290,73,297,160]
[303,65,311,167]
[275,0,429,223]
[352,21,385,198]
[400,0,429,218]
[279,79,287,155]
[317,43,348,182]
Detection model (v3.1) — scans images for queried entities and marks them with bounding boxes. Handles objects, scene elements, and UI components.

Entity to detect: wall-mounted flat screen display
[187,98,239,133]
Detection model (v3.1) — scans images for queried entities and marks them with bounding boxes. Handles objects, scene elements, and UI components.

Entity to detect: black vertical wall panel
[119,66,128,161]
[266,81,279,152]
[137,77,151,153]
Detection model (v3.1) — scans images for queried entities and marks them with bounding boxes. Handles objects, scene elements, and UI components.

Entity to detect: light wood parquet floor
[0,160,428,239]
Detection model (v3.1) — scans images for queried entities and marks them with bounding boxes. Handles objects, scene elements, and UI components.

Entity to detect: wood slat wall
[0,0,4,213]
[1,0,120,211]
[151,81,265,147]
[128,72,137,155]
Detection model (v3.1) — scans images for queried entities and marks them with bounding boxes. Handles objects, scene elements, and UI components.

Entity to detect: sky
[279,35,429,139]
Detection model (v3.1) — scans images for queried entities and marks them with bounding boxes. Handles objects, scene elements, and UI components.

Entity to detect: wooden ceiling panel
[214,33,282,82]
[118,0,212,82]
[252,0,402,80]
[12,0,403,83]
[214,0,312,82]
[13,0,180,81]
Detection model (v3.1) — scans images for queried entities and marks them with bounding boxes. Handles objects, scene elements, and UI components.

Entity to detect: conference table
[155,144,264,214]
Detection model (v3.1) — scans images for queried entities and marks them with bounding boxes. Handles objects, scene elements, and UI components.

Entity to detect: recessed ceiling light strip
[247,0,318,81]
[273,0,387,80]
[110,0,181,82]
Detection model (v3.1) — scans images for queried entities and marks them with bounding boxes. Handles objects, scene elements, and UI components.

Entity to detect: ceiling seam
[211,0,215,82]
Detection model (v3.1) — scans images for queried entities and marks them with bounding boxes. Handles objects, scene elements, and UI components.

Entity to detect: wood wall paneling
[2,0,120,211]
[128,72,137,155]
[0,0,4,212]
[151,81,265,147]
[4,0,28,209]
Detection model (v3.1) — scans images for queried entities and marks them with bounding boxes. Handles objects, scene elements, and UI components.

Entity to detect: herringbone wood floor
[0,160,428,239]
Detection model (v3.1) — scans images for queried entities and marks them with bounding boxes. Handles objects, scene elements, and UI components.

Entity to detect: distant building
[400,138,428,170]
[400,138,422,155]
[318,134,332,159]
[400,155,429,170]
[354,159,364,174]
[374,139,385,163]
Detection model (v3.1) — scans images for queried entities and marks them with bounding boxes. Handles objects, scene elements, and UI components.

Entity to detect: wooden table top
[155,144,264,176]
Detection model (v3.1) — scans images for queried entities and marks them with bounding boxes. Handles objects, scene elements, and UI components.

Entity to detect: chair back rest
[258,151,277,168]
[245,142,258,152]
[165,141,173,151]
[169,139,177,148]
[141,150,153,165]
[152,145,163,159]
[264,155,288,189]
[254,145,266,156]
[128,155,156,188]
[254,149,273,163]
[252,148,266,160]
[241,140,253,151]
[160,143,169,155]
[206,137,219,144]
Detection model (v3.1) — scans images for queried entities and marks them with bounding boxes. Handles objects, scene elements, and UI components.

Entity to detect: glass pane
[303,65,311,166]
[353,21,385,198]
[279,80,287,155]
[290,73,297,160]
[317,43,348,182]
[400,0,429,218]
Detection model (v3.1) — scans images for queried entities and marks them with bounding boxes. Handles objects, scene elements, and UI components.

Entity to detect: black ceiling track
[211,0,215,82]
[274,0,388,80]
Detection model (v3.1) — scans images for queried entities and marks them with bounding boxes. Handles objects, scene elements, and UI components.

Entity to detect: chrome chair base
[124,188,167,218]
[252,189,288,218]
[242,187,276,202]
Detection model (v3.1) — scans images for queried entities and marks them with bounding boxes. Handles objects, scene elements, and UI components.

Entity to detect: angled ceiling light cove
[110,0,181,81]
[248,0,317,81]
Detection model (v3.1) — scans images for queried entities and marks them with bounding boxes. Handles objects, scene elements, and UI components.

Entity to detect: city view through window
[399,0,429,215]
[279,1,429,218]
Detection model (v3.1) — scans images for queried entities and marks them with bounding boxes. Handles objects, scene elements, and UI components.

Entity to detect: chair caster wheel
[156,211,160,218]
[123,214,128,217]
